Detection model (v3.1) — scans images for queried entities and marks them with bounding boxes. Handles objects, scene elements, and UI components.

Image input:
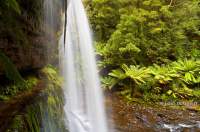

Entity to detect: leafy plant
[0,50,24,83]
[1,76,38,97]
[107,64,150,96]
[172,59,200,84]
[86,0,200,102]
[87,0,200,68]
[101,76,121,90]
[101,59,200,101]
[122,64,150,85]
[0,0,21,14]
[41,65,62,87]
[150,64,179,85]
[5,0,21,14]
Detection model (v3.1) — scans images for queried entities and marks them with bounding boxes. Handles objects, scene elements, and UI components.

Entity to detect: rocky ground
[1,88,200,132]
[0,81,45,132]
[106,92,200,132]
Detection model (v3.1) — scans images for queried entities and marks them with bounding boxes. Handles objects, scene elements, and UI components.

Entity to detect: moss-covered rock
[0,0,63,76]
[0,65,65,132]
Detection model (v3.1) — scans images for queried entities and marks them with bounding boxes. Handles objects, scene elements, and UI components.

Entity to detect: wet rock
[0,81,45,132]
[106,92,200,132]
[0,36,57,75]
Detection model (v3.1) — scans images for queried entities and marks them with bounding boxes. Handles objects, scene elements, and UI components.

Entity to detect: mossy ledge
[0,65,63,132]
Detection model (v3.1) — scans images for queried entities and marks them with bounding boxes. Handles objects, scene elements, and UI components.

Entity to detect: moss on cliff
[4,65,65,132]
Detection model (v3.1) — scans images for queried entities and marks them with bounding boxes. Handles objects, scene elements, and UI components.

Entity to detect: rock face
[0,34,59,76]
[0,0,63,75]
[0,36,50,74]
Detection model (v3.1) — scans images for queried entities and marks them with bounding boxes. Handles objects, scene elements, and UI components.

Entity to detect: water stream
[59,0,109,132]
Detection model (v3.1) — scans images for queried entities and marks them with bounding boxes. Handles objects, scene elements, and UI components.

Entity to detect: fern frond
[0,50,24,83]
[5,0,21,14]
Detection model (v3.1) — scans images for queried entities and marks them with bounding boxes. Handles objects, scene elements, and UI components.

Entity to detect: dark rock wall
[0,0,63,75]
[0,37,48,73]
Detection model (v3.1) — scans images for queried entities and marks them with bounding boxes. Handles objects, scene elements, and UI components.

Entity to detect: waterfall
[60,0,109,132]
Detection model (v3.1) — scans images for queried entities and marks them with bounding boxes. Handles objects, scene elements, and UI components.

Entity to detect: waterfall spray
[60,0,109,132]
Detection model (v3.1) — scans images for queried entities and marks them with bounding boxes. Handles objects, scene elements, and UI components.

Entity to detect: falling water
[43,0,54,62]
[60,0,109,132]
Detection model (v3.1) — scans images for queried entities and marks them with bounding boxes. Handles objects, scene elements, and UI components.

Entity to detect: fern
[0,50,24,83]
[100,76,119,90]
[5,0,21,14]
[122,64,150,85]
[108,64,150,86]
[108,69,127,80]
[172,59,200,84]
[172,59,199,73]
[150,64,178,84]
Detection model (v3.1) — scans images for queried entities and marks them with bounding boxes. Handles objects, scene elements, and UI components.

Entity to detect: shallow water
[105,92,200,132]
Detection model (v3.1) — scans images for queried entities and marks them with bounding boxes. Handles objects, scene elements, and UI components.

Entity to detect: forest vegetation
[0,0,199,104]
[85,0,200,102]
[0,0,200,131]
[0,0,60,100]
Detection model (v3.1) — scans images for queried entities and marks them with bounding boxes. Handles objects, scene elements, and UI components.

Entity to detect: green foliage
[101,59,200,101]
[5,0,21,14]
[108,64,150,87]
[101,76,119,90]
[149,60,200,100]
[172,59,200,84]
[87,0,200,68]
[109,68,126,80]
[85,0,121,41]
[122,64,150,85]
[0,95,10,101]
[6,65,65,132]
[149,64,178,85]
[0,0,45,46]
[107,64,150,96]
[25,107,40,132]
[41,65,62,87]
[7,111,40,132]
[86,0,200,102]
[0,76,38,97]
[6,115,25,132]
[0,50,24,83]
[39,66,65,132]
[0,0,21,14]
[0,65,61,100]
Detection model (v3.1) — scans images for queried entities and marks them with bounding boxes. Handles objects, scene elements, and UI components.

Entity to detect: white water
[60,0,109,132]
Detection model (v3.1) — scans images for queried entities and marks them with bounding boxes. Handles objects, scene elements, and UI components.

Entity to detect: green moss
[5,65,65,132]
[6,115,24,132]
[0,76,38,99]
[25,106,40,132]
[41,65,63,88]
[6,106,41,132]
[0,95,10,101]
[0,50,24,83]
[39,65,65,132]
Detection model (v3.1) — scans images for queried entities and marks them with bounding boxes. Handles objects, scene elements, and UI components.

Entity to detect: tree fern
[122,64,150,85]
[100,76,119,90]
[149,64,178,85]
[172,59,199,73]
[108,69,127,80]
[172,59,200,84]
